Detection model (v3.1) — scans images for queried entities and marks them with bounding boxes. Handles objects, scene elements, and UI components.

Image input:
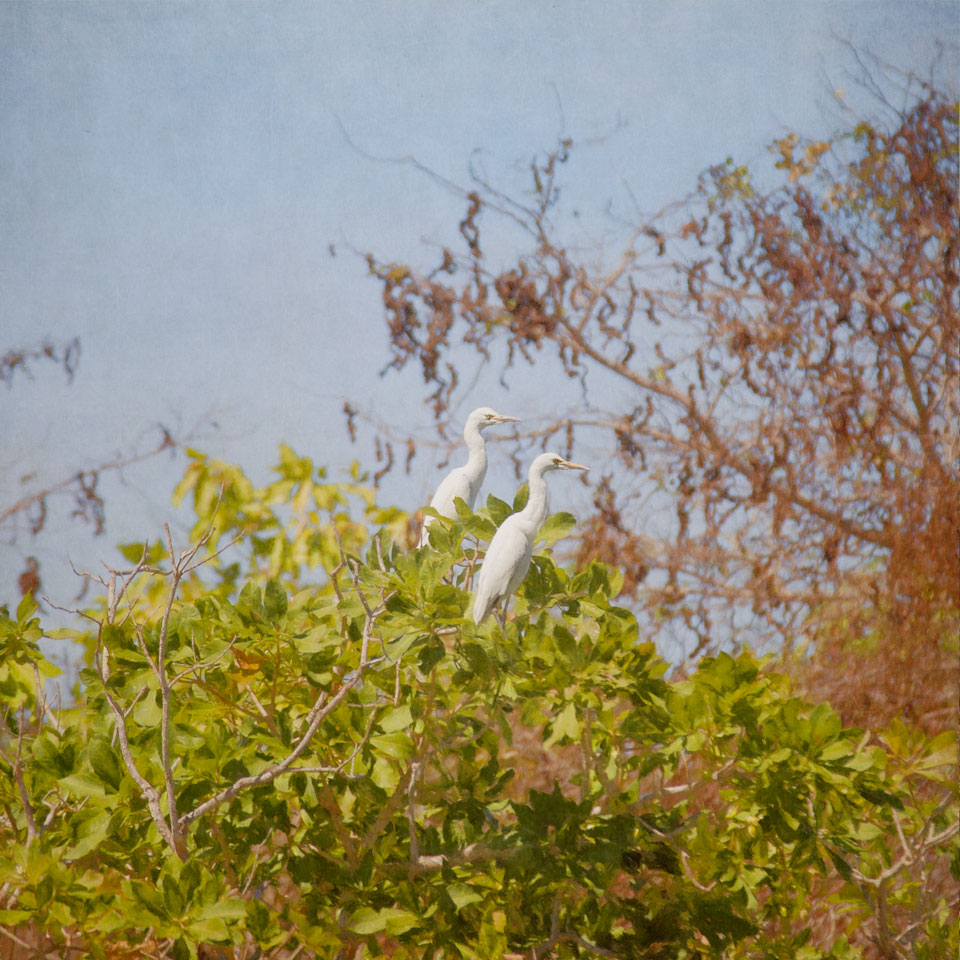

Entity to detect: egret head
[531,452,590,476]
[468,407,520,431]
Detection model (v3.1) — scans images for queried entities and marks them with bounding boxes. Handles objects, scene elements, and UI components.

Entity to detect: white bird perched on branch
[473,452,589,625]
[418,406,519,547]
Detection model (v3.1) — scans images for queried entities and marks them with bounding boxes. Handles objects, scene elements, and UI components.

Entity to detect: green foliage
[0,448,956,958]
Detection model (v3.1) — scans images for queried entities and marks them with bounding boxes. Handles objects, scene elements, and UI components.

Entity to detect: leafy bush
[0,449,956,959]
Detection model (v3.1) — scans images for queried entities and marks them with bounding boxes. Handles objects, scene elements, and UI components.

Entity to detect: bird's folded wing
[480,521,530,597]
[430,468,471,518]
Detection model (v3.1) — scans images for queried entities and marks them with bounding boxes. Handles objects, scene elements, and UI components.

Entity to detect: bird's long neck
[516,468,549,534]
[462,422,488,487]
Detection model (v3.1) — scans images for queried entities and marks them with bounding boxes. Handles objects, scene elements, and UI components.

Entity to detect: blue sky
[2,0,957,614]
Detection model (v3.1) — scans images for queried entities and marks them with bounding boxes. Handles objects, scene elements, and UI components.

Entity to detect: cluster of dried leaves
[0,337,80,388]
[355,79,960,954]
[358,77,958,738]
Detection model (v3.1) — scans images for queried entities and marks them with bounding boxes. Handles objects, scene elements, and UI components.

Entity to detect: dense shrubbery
[0,448,956,959]
[2,55,957,960]
[360,81,959,734]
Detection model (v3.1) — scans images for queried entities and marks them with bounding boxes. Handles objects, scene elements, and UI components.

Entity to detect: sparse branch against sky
[1,1,956,607]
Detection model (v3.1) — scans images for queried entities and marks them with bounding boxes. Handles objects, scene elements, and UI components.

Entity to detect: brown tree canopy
[359,77,959,731]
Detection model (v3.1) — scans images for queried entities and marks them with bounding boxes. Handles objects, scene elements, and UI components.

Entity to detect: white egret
[418,407,519,547]
[473,452,589,625]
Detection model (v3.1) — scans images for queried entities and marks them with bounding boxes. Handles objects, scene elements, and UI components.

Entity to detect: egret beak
[492,414,520,423]
[558,459,589,472]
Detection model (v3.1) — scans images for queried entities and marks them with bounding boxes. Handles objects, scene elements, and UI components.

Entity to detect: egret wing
[473,518,530,623]
[429,467,473,518]
[419,468,473,547]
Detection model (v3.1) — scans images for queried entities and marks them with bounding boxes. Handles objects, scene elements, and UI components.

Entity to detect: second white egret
[418,406,519,547]
[473,451,589,625]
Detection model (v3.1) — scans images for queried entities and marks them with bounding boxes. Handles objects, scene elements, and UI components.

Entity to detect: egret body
[418,407,519,547]
[473,452,588,624]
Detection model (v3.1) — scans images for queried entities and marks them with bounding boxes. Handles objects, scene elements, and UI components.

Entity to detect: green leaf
[371,756,400,791]
[198,899,247,921]
[484,494,513,526]
[857,783,904,810]
[295,625,339,653]
[171,938,191,960]
[0,909,33,925]
[856,821,883,841]
[163,874,185,918]
[263,579,288,620]
[351,906,419,936]
[237,581,264,617]
[447,883,485,910]
[126,879,168,921]
[59,773,107,798]
[809,703,841,742]
[186,917,230,941]
[535,511,576,546]
[133,694,163,727]
[66,810,111,859]
[371,731,415,760]
[246,899,280,942]
[384,909,420,936]
[47,900,75,926]
[916,731,958,771]
[544,702,581,747]
[824,844,853,881]
[820,741,854,762]
[379,705,413,733]
[16,593,38,625]
[88,740,123,791]
[844,752,874,771]
[35,656,61,679]
[520,783,581,832]
[350,908,386,935]
[554,625,578,663]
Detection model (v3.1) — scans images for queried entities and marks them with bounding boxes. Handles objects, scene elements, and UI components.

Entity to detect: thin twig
[181,579,388,827]
[13,708,38,845]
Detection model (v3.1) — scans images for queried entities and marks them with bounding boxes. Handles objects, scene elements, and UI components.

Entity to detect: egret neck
[512,460,552,539]
[461,415,492,502]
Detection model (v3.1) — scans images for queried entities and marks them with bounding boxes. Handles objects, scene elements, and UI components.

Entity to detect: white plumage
[418,407,518,547]
[473,452,589,624]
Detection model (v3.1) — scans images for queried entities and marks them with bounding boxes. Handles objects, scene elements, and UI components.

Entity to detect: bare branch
[0,425,179,533]
[181,575,388,828]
